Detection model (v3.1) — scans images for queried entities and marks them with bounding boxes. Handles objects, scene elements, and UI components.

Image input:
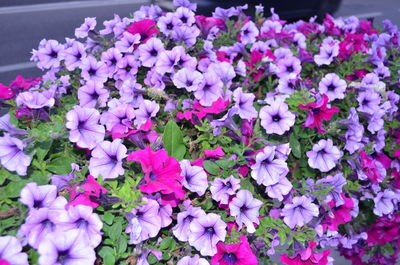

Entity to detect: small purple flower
[115,55,138,81]
[318,73,347,101]
[194,71,223,107]
[232,87,258,121]
[343,108,365,154]
[34,40,64,70]
[19,183,57,212]
[101,47,123,76]
[16,90,55,109]
[77,81,109,108]
[89,139,127,180]
[229,190,262,233]
[188,213,227,256]
[180,160,208,196]
[115,32,141,53]
[38,229,96,265]
[100,103,135,135]
[0,134,31,176]
[157,13,181,35]
[240,21,259,45]
[314,37,340,66]
[373,190,399,217]
[210,176,240,204]
[172,68,203,92]
[79,56,108,83]
[259,96,295,135]
[306,139,343,172]
[316,173,347,206]
[62,41,87,71]
[175,7,195,25]
[0,114,26,136]
[138,37,165,67]
[75,17,96,38]
[172,205,204,242]
[134,99,160,127]
[281,195,319,229]
[251,146,289,186]
[66,106,105,149]
[0,236,28,265]
[173,0,197,11]
[177,255,209,265]
[275,57,302,79]
[171,25,200,48]
[158,202,173,228]
[265,176,293,201]
[357,89,381,115]
[155,48,182,75]
[125,198,161,244]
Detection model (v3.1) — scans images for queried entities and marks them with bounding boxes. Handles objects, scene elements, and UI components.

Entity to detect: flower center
[327,84,336,91]
[150,49,158,57]
[272,114,281,122]
[76,218,89,229]
[206,226,215,235]
[286,65,294,73]
[222,253,238,264]
[149,172,157,181]
[57,249,70,264]
[33,199,43,209]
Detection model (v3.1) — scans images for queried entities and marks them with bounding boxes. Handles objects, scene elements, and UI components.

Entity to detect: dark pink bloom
[10,75,41,91]
[375,153,392,170]
[323,14,341,36]
[0,84,14,100]
[360,150,385,184]
[367,213,400,246]
[127,146,185,202]
[211,236,258,265]
[204,146,225,158]
[177,98,229,124]
[345,69,368,81]
[299,94,339,133]
[280,241,331,265]
[339,33,369,60]
[394,149,400,159]
[321,193,354,231]
[195,15,225,38]
[126,19,158,42]
[68,175,107,208]
[358,20,378,35]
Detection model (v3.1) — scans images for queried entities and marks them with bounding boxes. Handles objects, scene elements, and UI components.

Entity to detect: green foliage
[163,120,186,161]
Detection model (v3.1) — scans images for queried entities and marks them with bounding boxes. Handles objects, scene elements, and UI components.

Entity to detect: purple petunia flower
[38,229,96,265]
[0,134,31,176]
[194,71,223,107]
[158,201,173,228]
[101,47,123,76]
[155,47,182,75]
[34,39,64,70]
[173,68,203,92]
[281,195,319,229]
[100,103,135,136]
[173,0,197,11]
[356,89,381,115]
[177,255,209,265]
[314,37,340,66]
[115,32,141,53]
[373,190,399,217]
[316,173,347,207]
[138,37,165,68]
[251,146,289,186]
[62,41,87,71]
[171,25,200,48]
[134,99,160,127]
[318,73,347,101]
[16,90,55,109]
[172,204,205,242]
[175,6,195,25]
[77,81,109,108]
[232,87,258,120]
[343,108,365,154]
[19,183,57,212]
[240,21,259,45]
[259,96,295,135]
[125,198,162,244]
[157,13,181,35]
[51,163,80,191]
[180,160,208,196]
[265,176,293,201]
[66,106,105,150]
[75,17,96,38]
[306,139,343,172]
[88,139,127,180]
[208,61,236,86]
[188,213,227,256]
[0,236,28,265]
[229,190,262,233]
[275,57,302,79]
[0,114,26,136]
[210,176,240,204]
[79,56,108,83]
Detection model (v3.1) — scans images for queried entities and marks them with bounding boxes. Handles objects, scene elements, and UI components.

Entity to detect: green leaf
[289,134,301,159]
[99,246,115,265]
[109,220,123,242]
[46,156,74,174]
[159,237,174,250]
[148,254,158,264]
[202,160,220,175]
[116,236,128,255]
[102,212,114,225]
[35,140,53,161]
[163,121,186,160]
[215,159,236,170]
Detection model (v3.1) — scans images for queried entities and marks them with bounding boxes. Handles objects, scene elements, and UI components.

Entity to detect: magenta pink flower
[299,94,339,133]
[204,146,225,158]
[195,15,225,38]
[177,98,229,125]
[280,241,331,265]
[126,19,158,42]
[127,146,185,202]
[211,235,258,265]
[321,193,354,231]
[0,83,14,100]
[68,175,107,208]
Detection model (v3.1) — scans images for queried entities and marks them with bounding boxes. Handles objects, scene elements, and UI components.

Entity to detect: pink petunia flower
[68,175,107,208]
[280,241,331,265]
[126,19,158,42]
[321,193,354,231]
[211,235,258,265]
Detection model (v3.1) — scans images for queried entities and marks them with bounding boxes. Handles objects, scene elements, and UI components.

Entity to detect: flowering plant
[1,1,400,264]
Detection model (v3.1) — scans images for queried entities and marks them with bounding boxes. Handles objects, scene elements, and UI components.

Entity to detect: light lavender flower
[19,183,57,212]
[316,173,347,206]
[281,195,319,229]
[318,73,347,101]
[210,176,240,204]
[115,32,141,53]
[306,139,343,172]
[357,89,381,115]
[75,17,96,38]
[0,114,26,136]
[373,190,399,216]
[0,236,28,265]
[77,81,109,108]
[232,87,258,120]
[229,190,262,233]
[265,176,293,201]
[101,47,123,76]
[194,71,223,107]
[240,21,259,44]
[275,57,301,79]
[16,90,55,109]
[79,56,108,83]
[172,205,204,242]
[177,255,209,265]
[0,134,31,176]
[138,37,165,67]
[134,99,160,127]
[172,68,203,92]
[259,96,295,135]
[180,160,208,196]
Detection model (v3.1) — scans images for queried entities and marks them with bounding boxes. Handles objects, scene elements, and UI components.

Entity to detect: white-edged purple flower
[79,55,108,83]
[175,6,195,25]
[158,202,173,228]
[172,205,204,242]
[138,37,165,67]
[38,229,96,265]
[19,183,57,212]
[0,134,31,176]
[306,139,343,172]
[281,195,319,229]
[180,160,208,196]
[232,87,258,120]
[115,55,138,81]
[172,68,203,92]
[177,255,209,265]
[194,71,223,107]
[0,236,28,265]
[65,106,105,150]
[155,48,182,74]
[89,139,127,180]
[125,198,161,244]
[77,80,109,108]
[16,90,55,109]
[240,21,259,44]
[344,108,365,154]
[75,17,96,38]
[259,97,295,135]
[265,176,293,201]
[210,176,240,204]
[251,146,289,186]
[208,62,236,86]
[134,99,160,127]
[229,190,262,233]
[318,73,347,101]
[373,190,399,217]
[188,213,227,256]
[171,25,200,48]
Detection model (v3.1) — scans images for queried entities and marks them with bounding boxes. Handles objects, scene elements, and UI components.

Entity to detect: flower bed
[0,0,400,264]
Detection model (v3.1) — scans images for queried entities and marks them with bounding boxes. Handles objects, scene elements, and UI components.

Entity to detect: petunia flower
[194,71,223,107]
[77,80,109,108]
[265,176,293,201]
[306,139,342,172]
[89,139,127,180]
[229,190,262,233]
[115,31,141,53]
[373,190,399,217]
[316,173,347,207]
[318,73,347,101]
[127,146,185,201]
[189,213,227,256]
[232,87,258,121]
[99,103,135,139]
[126,19,159,42]
[68,175,107,208]
[211,235,258,265]
[195,15,225,38]
[16,90,55,109]
[0,236,28,265]
[134,99,160,127]
[321,193,354,231]
[172,204,205,242]
[210,176,240,204]
[79,56,108,83]
[240,21,259,45]
[281,195,319,229]
[0,133,31,176]
[280,241,331,265]
[101,47,122,76]
[75,17,96,38]
[138,37,165,67]
[178,255,209,265]
[19,183,57,212]
[173,68,203,92]
[299,94,339,133]
[180,160,208,196]
[0,83,14,100]
[259,96,295,135]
